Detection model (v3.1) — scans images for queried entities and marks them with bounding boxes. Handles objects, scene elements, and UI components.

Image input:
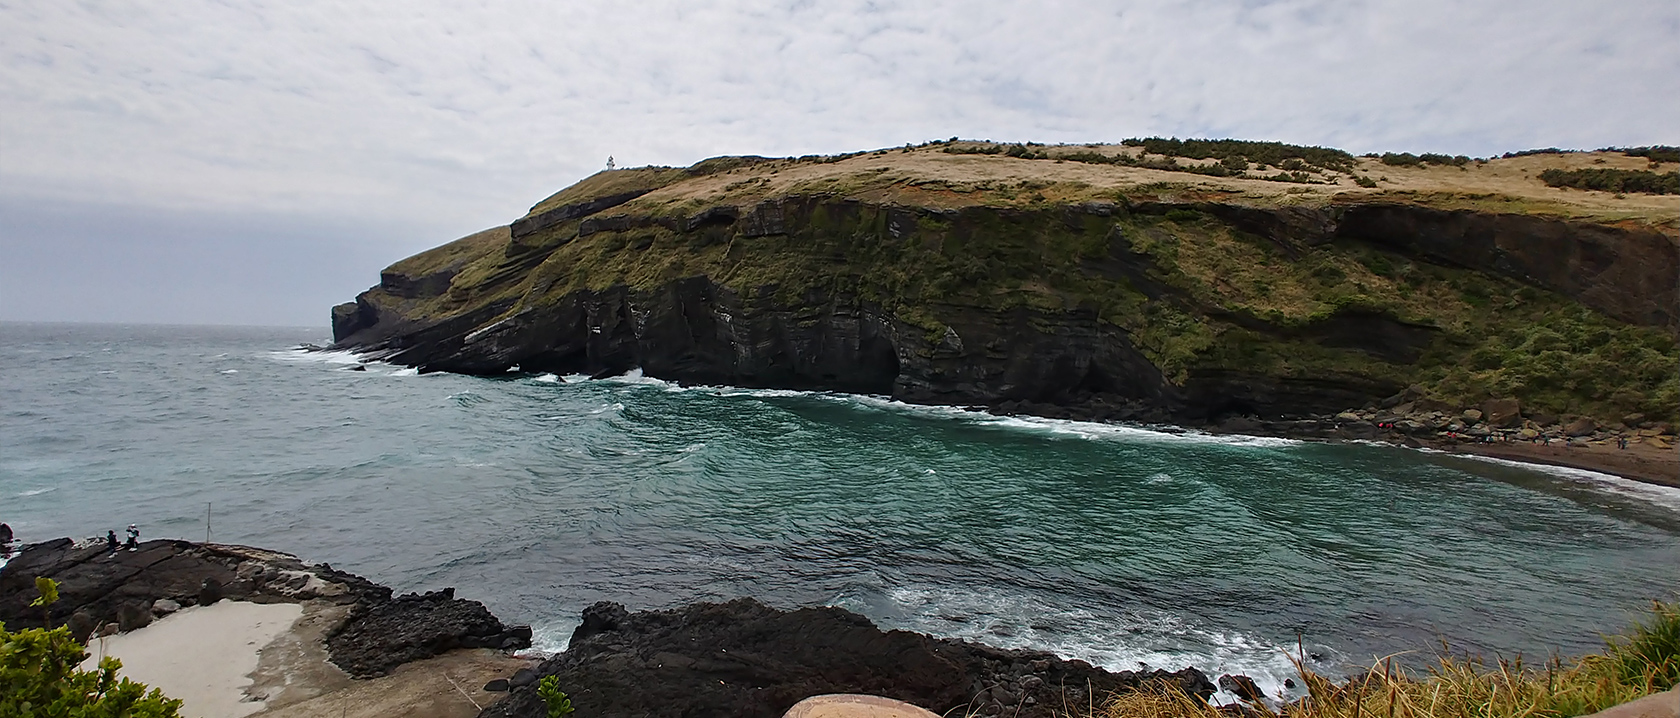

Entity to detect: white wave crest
[525,620,578,656]
[17,487,57,497]
[582,369,1302,452]
[1453,453,1680,513]
[834,584,1311,703]
[267,347,366,365]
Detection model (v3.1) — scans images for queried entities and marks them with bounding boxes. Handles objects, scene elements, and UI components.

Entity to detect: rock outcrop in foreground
[332,142,1678,430]
[0,538,531,677]
[480,598,1215,718]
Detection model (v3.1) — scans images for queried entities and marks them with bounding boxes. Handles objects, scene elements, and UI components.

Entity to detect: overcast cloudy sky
[3,1,1676,326]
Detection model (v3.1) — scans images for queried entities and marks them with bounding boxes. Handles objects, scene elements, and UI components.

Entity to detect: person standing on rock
[125,524,139,551]
[107,529,119,554]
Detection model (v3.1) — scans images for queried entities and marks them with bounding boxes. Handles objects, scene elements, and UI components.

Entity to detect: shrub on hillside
[1539,168,1680,195]
[1120,137,1355,172]
[1610,145,1680,164]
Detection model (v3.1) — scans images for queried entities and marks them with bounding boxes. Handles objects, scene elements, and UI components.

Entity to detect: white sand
[81,601,303,718]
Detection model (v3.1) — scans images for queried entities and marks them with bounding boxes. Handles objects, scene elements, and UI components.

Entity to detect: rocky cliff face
[332,150,1678,427]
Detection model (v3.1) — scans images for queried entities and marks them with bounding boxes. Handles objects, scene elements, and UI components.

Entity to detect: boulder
[1460,409,1483,424]
[66,611,95,643]
[117,601,152,632]
[325,588,532,677]
[152,598,181,616]
[483,678,510,692]
[1564,418,1598,437]
[1481,398,1522,428]
[509,668,538,688]
[1218,674,1267,701]
[1335,411,1362,422]
[199,578,223,606]
[478,599,1214,718]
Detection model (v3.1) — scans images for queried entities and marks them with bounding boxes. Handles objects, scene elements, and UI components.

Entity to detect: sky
[2,1,1677,327]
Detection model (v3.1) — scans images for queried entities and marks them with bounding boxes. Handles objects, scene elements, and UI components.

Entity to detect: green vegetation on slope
[400,191,1676,423]
[1121,137,1357,172]
[1539,168,1680,195]
[358,141,1677,425]
[1096,600,1680,718]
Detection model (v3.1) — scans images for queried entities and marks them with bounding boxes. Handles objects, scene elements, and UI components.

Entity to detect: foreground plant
[538,674,575,717]
[1092,600,1678,718]
[0,577,184,717]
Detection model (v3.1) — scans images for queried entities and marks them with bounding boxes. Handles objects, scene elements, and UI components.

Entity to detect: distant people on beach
[125,524,139,551]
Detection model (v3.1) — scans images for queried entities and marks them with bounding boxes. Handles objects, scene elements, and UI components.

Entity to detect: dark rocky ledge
[479,598,1215,718]
[0,537,531,677]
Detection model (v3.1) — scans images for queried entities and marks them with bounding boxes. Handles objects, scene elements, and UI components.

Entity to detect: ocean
[2,322,1676,698]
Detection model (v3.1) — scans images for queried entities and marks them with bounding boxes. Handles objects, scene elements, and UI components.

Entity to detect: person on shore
[125,524,139,551]
[107,529,119,554]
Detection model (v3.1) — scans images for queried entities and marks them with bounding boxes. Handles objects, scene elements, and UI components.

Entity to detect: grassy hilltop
[348,139,1679,428]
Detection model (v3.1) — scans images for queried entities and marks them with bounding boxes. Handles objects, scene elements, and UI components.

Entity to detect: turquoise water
[2,322,1676,698]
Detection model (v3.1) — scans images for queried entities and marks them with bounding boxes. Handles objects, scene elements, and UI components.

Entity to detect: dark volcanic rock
[478,598,1212,718]
[0,538,385,631]
[1218,673,1267,701]
[326,587,532,678]
[1,536,528,680]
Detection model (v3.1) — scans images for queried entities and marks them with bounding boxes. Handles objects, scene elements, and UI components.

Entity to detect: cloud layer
[2,0,1676,323]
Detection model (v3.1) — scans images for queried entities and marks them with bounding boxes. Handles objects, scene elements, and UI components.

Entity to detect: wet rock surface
[327,587,534,677]
[478,598,1213,718]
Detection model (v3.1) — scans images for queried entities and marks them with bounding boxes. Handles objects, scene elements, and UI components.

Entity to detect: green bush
[1120,137,1355,172]
[1538,168,1680,195]
[1607,146,1680,164]
[1,578,184,717]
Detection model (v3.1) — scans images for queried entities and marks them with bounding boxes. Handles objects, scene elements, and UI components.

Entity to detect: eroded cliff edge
[331,144,1680,429]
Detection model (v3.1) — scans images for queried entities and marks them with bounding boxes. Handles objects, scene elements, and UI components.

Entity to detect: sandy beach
[77,598,533,718]
[81,601,303,718]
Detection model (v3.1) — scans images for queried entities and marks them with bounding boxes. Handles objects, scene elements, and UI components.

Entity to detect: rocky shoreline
[985,386,1678,488]
[0,537,532,675]
[1,536,1256,718]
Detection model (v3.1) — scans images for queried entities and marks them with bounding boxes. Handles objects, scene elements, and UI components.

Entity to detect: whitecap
[17,487,56,497]
[219,369,238,374]
[267,347,367,366]
[835,584,1313,703]
[584,370,1304,453]
[525,620,577,656]
[1454,453,1680,513]
[389,368,419,377]
[533,373,561,383]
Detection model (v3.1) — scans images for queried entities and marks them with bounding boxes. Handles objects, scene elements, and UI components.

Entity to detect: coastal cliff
[332,141,1679,430]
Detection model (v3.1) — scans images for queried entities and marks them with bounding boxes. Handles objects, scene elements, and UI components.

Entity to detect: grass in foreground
[1091,600,1678,718]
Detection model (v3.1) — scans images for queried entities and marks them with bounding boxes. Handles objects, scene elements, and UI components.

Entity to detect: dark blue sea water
[2,322,1677,697]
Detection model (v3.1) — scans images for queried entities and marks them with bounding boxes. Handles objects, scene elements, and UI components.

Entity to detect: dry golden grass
[599,145,1676,227]
[1089,601,1679,718]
